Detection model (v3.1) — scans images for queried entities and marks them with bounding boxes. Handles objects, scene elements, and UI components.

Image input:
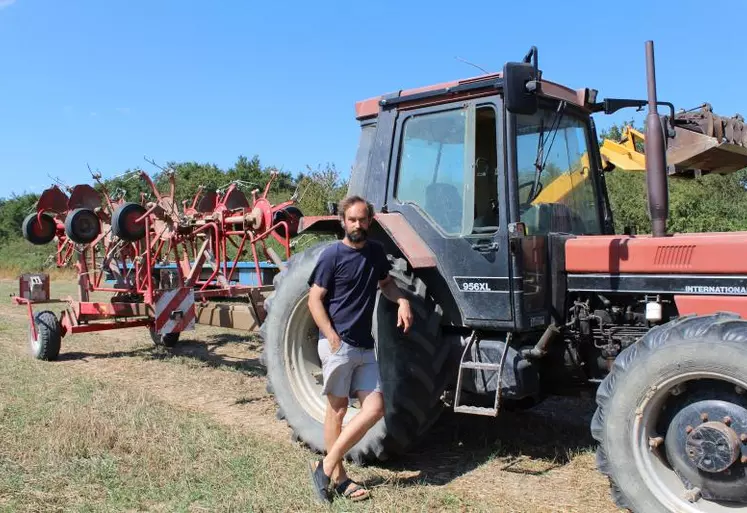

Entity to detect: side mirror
[504,46,540,115]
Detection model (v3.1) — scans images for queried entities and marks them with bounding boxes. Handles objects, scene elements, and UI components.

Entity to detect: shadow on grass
[58,331,266,377]
[369,394,599,487]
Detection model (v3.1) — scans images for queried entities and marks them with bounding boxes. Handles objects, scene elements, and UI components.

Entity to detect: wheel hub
[664,398,747,504]
[686,421,741,473]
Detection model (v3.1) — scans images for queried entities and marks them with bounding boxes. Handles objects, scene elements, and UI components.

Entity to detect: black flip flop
[308,459,331,503]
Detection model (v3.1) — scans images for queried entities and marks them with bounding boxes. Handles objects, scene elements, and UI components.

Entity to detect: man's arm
[378,275,405,303]
[308,284,342,351]
[378,275,413,333]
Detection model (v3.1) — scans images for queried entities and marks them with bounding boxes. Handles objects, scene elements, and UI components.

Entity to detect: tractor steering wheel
[518,180,542,211]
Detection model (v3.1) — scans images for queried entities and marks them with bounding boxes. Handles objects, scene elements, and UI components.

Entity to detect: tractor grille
[654,245,695,268]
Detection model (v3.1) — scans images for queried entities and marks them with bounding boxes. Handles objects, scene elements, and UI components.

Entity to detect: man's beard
[346,227,367,243]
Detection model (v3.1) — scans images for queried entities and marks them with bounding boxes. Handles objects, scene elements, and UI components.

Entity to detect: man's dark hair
[338,195,375,220]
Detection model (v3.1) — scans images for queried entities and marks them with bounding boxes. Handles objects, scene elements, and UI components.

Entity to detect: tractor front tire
[29,310,61,361]
[592,313,747,512]
[260,241,450,464]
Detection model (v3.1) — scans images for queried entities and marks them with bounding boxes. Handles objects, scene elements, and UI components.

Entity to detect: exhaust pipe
[644,40,669,237]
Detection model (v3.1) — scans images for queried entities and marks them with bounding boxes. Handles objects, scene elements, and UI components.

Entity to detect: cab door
[382,97,516,329]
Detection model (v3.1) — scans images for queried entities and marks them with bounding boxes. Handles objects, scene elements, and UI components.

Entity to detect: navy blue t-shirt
[307,240,392,349]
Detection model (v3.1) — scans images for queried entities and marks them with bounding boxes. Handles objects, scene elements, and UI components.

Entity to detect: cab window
[395,105,499,236]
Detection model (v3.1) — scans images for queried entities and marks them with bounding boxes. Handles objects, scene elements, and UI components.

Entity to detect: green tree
[601,122,747,234]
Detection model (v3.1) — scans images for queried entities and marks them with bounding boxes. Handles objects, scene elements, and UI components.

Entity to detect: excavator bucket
[601,105,747,177]
[666,105,747,177]
[666,127,747,177]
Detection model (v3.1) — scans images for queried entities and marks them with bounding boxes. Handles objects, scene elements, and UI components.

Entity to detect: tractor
[259,40,747,512]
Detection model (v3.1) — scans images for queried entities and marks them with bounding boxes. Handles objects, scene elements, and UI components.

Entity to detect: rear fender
[297,213,437,270]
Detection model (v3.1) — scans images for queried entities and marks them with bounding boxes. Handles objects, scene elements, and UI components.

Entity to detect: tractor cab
[345,53,610,330]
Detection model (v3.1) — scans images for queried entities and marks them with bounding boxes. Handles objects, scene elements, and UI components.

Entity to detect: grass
[0,337,481,512]
[0,350,310,512]
[0,266,77,281]
[0,277,621,513]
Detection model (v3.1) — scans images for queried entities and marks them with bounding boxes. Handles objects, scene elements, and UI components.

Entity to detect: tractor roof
[355,72,593,121]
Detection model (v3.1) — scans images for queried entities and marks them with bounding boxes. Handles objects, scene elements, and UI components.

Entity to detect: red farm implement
[15,169,302,360]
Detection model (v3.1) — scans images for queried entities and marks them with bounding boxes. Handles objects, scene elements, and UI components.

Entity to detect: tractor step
[453,405,504,416]
[452,332,512,418]
[459,361,502,371]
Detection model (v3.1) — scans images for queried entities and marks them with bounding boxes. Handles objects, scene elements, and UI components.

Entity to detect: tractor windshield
[515,105,601,235]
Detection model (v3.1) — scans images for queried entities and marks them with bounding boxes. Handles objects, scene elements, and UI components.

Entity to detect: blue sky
[1,0,743,198]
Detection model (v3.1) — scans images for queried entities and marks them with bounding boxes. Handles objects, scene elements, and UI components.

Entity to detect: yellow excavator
[532,103,747,205]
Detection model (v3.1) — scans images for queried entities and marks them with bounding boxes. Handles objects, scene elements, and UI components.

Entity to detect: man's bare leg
[324,394,349,483]
[321,390,385,478]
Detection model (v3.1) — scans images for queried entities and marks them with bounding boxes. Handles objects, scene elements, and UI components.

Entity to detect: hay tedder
[15,168,302,359]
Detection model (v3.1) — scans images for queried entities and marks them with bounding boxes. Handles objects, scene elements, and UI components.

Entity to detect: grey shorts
[317,337,381,399]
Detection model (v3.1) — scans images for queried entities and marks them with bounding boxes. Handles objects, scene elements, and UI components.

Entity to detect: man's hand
[396,299,413,333]
[379,275,414,333]
[328,333,342,354]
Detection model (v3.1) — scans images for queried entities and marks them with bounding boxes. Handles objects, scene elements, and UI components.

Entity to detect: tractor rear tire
[591,313,747,512]
[260,241,450,464]
[29,310,61,361]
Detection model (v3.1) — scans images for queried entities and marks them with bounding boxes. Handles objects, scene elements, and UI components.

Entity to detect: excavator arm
[600,126,645,172]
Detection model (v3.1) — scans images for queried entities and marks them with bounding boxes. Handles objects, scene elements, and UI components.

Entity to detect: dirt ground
[0,279,623,512]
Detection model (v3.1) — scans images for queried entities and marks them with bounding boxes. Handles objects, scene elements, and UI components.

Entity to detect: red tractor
[260,41,747,512]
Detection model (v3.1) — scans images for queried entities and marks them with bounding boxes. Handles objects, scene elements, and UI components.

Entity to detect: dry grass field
[0,279,623,512]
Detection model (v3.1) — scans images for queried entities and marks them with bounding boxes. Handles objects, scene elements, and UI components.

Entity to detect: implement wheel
[112,202,147,242]
[64,208,101,244]
[29,310,61,361]
[149,327,179,348]
[22,213,56,245]
[592,313,747,512]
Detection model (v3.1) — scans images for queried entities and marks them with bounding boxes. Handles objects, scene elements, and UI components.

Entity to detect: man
[307,195,413,503]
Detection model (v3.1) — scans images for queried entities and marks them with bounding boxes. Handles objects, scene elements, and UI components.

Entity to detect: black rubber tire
[64,208,101,244]
[112,202,147,242]
[22,213,56,245]
[272,205,304,238]
[28,310,61,361]
[591,312,747,513]
[260,241,450,464]
[149,328,179,347]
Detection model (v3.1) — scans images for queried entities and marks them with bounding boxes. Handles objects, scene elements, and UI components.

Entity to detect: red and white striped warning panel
[154,287,196,335]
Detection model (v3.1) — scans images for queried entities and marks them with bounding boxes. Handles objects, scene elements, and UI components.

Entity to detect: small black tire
[112,202,147,242]
[260,241,450,464]
[64,208,101,244]
[29,310,61,361]
[149,328,179,347]
[22,213,56,245]
[591,313,747,512]
[272,205,304,238]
